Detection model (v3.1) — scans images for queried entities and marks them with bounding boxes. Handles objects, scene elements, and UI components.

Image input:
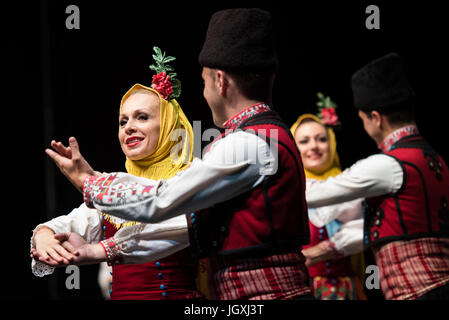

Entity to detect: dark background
[3,0,448,300]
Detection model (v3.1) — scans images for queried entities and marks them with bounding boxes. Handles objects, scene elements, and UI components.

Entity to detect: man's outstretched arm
[82,131,275,223]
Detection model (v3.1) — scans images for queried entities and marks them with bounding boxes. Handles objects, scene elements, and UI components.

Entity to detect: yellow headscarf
[120,83,193,181]
[103,84,193,229]
[292,114,367,292]
[290,113,341,180]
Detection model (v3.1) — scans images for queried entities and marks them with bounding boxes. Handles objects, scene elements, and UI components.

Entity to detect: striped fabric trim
[212,252,311,300]
[374,237,449,299]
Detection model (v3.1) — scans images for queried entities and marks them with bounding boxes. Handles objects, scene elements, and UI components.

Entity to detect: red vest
[187,111,310,258]
[364,135,449,248]
[103,218,202,300]
[303,222,354,278]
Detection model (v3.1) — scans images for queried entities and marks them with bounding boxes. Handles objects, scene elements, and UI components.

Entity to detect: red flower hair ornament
[149,47,181,101]
[316,92,340,128]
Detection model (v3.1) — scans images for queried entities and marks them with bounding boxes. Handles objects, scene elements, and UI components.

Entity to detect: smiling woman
[30,48,202,300]
[290,96,366,300]
[119,89,161,161]
[294,119,331,173]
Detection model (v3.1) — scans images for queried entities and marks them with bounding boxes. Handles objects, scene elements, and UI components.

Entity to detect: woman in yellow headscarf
[291,93,366,300]
[31,47,203,300]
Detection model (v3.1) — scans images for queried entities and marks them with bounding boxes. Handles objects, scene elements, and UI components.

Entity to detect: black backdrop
[3,0,448,300]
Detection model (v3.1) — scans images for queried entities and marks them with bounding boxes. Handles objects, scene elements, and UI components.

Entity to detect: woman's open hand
[45,137,96,193]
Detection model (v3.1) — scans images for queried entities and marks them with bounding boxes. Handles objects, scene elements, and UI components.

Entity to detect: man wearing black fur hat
[44,8,313,300]
[306,52,449,300]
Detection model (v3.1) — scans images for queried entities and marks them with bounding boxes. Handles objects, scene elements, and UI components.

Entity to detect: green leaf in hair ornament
[316,92,340,127]
[149,46,181,100]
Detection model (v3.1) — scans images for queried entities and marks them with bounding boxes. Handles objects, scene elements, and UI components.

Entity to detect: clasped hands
[31,137,106,267]
[30,228,106,267]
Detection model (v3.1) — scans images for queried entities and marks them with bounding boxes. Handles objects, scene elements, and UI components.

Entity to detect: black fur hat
[199,8,278,71]
[351,52,415,110]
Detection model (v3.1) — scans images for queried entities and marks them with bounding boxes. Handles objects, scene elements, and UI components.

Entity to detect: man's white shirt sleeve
[306,154,404,208]
[85,131,276,223]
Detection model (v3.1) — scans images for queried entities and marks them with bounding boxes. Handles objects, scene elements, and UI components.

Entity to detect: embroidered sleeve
[96,214,189,265]
[31,259,55,277]
[83,173,158,210]
[81,134,265,224]
[100,237,121,266]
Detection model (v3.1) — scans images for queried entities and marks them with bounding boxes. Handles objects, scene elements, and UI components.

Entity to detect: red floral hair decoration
[316,92,340,127]
[149,47,181,100]
[151,72,173,100]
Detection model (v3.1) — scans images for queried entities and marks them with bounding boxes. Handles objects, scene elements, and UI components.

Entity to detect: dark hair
[224,68,276,104]
[361,98,416,126]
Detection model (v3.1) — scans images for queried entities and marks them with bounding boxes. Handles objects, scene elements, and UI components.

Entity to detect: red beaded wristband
[100,237,121,266]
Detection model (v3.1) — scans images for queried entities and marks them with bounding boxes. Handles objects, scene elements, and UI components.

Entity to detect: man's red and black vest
[364,135,449,248]
[186,111,310,258]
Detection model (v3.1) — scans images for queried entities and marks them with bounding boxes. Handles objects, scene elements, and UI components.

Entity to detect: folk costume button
[375,219,382,227]
[428,160,435,170]
[160,284,166,290]
[373,230,379,240]
[162,292,167,297]
[155,262,161,267]
[158,273,163,278]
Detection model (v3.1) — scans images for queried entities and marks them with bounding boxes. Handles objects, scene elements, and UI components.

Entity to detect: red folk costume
[186,104,311,299]
[365,130,449,299]
[81,9,312,300]
[188,8,312,299]
[31,48,203,300]
[351,52,449,299]
[101,48,202,299]
[291,105,366,300]
[102,216,200,300]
